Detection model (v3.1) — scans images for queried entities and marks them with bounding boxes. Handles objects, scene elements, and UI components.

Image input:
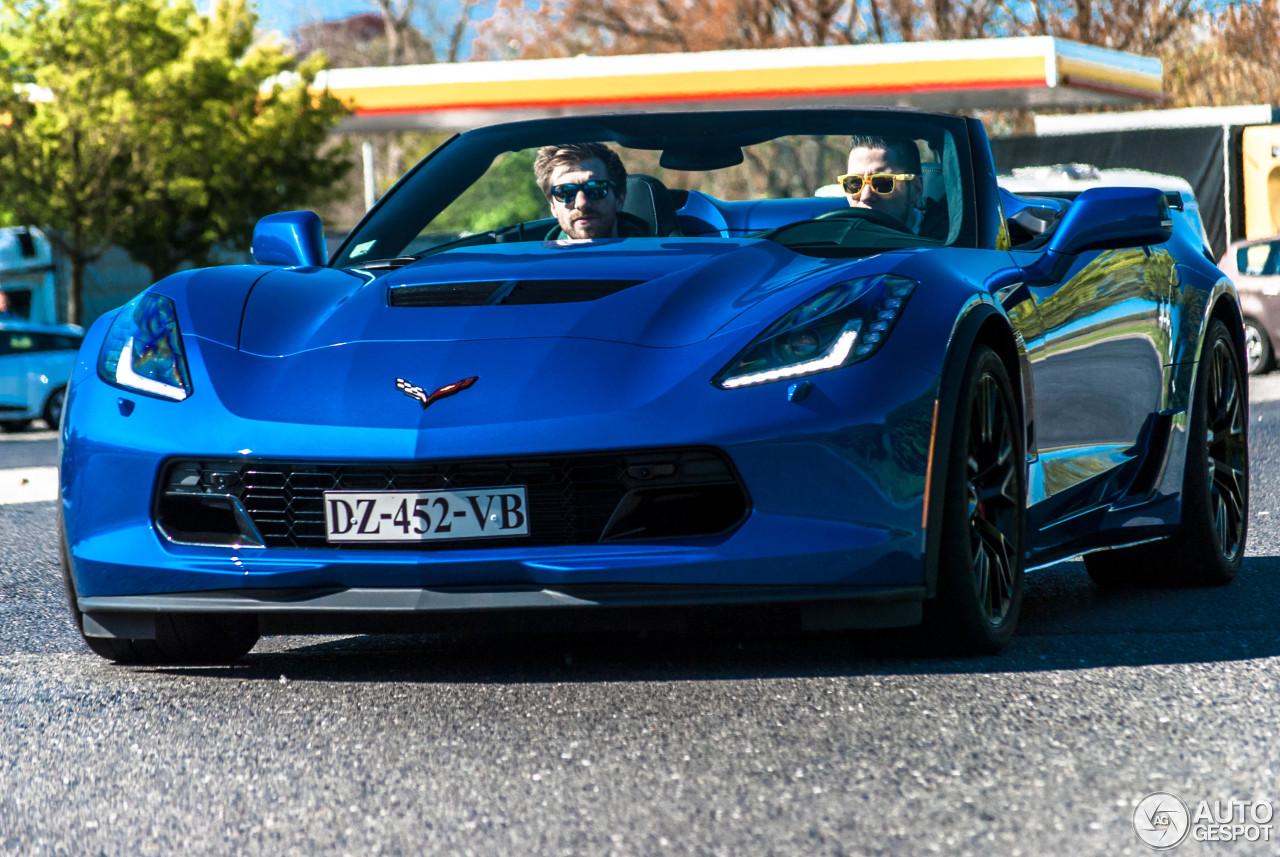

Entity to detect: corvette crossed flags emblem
[396,376,479,410]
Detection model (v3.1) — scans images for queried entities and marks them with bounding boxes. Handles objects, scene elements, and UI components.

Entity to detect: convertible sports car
[58,108,1248,663]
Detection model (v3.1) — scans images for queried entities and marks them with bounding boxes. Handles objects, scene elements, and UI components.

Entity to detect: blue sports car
[59,108,1248,663]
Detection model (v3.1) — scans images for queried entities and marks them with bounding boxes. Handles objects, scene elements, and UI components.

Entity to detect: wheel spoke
[957,361,1023,636]
[971,539,990,611]
[1211,465,1246,551]
[1212,459,1246,499]
[977,377,997,448]
[971,516,1014,622]
[1208,343,1239,426]
[1213,492,1234,557]
[1202,338,1247,562]
[970,449,1014,496]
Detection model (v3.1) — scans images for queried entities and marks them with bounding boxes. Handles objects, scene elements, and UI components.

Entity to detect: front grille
[156,448,749,549]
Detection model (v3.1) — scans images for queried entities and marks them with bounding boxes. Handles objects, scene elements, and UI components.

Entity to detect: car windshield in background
[331,110,977,267]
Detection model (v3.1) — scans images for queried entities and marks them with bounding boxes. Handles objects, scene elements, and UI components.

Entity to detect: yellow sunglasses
[838,173,916,195]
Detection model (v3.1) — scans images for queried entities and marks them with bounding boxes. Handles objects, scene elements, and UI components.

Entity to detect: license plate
[323,487,529,543]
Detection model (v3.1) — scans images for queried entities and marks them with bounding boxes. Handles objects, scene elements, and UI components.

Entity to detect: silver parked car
[1219,235,1280,374]
[0,321,83,430]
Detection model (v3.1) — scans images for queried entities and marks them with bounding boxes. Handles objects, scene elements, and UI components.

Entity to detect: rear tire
[60,514,259,664]
[1085,318,1247,587]
[920,345,1026,654]
[42,386,66,429]
[1243,318,1272,375]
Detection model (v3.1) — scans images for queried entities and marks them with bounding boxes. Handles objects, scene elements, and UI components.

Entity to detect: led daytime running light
[714,274,917,390]
[98,292,192,401]
[719,325,860,389]
[116,336,187,400]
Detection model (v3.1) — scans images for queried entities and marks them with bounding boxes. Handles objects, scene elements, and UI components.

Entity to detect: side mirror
[251,211,327,267]
[1048,187,1173,256]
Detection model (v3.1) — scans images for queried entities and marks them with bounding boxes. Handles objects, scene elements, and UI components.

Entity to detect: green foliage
[0,0,351,322]
[432,149,547,236]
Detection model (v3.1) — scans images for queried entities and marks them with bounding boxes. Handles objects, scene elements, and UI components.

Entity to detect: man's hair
[534,142,627,198]
[848,135,922,174]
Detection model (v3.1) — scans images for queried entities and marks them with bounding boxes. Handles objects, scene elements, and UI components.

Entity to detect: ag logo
[1134,792,1191,850]
[396,376,478,410]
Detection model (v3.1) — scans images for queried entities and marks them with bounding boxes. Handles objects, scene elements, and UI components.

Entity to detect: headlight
[714,274,917,389]
[98,292,192,401]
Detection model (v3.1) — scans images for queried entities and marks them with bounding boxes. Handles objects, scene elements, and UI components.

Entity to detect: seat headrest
[622,174,683,237]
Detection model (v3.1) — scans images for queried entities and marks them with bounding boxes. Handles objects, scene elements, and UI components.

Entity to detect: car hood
[236,238,840,356]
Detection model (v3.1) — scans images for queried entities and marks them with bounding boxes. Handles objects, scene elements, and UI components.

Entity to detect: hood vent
[390,279,644,307]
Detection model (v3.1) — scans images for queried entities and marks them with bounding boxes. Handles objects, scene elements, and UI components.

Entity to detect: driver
[534,142,639,240]
[839,136,924,232]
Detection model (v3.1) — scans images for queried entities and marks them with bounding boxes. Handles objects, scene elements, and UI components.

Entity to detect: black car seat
[622,174,683,237]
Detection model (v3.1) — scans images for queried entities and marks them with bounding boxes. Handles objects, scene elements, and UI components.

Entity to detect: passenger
[839,135,925,232]
[534,142,640,240]
[0,291,14,320]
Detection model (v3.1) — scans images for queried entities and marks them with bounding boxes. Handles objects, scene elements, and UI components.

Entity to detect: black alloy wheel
[1202,328,1248,565]
[965,371,1021,627]
[1085,318,1247,587]
[922,344,1026,654]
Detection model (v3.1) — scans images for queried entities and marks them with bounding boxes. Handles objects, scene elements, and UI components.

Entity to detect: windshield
[332,109,977,267]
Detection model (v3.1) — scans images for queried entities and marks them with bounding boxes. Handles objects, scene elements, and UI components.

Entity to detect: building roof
[316,36,1165,132]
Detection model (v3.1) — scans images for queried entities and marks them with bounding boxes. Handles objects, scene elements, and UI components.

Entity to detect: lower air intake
[156,448,749,549]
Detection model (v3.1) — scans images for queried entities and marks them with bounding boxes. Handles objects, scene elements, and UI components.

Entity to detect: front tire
[60,515,259,664]
[1085,318,1247,587]
[921,345,1026,654]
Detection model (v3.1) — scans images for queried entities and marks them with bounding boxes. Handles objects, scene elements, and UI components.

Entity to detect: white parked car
[0,321,83,430]
[998,164,1213,252]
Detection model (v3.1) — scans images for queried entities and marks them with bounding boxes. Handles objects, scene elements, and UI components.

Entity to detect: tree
[1161,0,1280,108]
[475,0,1220,57]
[472,0,1276,142]
[0,0,351,324]
[116,0,352,281]
[295,2,482,232]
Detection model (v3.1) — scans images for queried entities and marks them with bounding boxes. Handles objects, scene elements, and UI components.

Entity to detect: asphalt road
[3,381,1280,856]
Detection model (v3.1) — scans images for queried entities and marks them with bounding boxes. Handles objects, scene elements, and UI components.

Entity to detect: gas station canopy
[318,36,1164,133]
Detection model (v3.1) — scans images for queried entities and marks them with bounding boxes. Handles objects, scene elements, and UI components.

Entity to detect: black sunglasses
[549,180,614,205]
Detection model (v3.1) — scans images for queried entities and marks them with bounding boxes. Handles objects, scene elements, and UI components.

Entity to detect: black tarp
[991,127,1241,258]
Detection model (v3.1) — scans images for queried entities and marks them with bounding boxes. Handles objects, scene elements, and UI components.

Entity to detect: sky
[252,0,380,37]
[244,0,485,59]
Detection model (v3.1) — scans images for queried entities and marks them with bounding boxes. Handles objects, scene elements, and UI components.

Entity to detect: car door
[0,330,29,413]
[1024,244,1176,504]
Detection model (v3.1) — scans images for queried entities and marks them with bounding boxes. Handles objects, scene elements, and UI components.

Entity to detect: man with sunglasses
[534,142,638,240]
[840,135,924,232]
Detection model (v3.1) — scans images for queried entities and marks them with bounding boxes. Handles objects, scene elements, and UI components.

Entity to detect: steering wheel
[814,205,914,233]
